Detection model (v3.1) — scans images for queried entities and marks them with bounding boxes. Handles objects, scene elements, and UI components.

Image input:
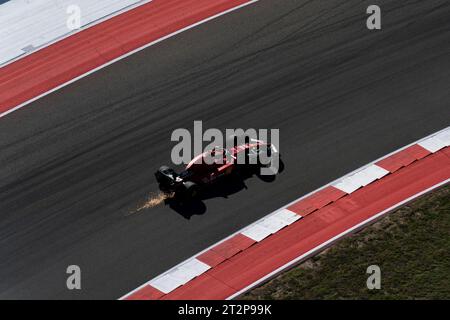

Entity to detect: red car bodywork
[185,141,269,185]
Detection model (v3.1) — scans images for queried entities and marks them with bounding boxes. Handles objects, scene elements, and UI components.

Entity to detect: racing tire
[182,181,200,199]
[158,165,171,173]
[155,165,171,184]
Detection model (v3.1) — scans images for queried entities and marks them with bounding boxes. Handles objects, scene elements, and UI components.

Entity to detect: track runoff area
[0,0,449,307]
[0,0,260,117]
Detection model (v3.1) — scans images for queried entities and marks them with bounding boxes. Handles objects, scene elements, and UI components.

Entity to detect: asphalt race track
[1,0,449,299]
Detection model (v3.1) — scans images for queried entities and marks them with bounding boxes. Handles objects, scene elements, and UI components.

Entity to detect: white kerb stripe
[366,164,390,179]
[333,164,389,193]
[179,258,211,275]
[242,224,273,242]
[418,136,446,152]
[169,260,210,282]
[259,215,288,233]
[350,169,376,187]
[242,209,302,242]
[149,258,210,293]
[149,274,183,294]
[332,176,360,194]
[272,209,302,224]
[435,128,450,147]
[357,165,389,185]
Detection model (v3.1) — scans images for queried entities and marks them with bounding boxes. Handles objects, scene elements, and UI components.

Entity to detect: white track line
[0,0,261,120]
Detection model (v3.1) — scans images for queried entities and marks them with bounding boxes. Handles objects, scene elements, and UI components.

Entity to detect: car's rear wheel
[182,181,200,199]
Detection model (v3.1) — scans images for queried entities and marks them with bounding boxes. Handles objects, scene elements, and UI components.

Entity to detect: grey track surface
[1,0,449,299]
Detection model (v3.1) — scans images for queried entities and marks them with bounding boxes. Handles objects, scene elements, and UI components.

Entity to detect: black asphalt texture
[0,0,449,299]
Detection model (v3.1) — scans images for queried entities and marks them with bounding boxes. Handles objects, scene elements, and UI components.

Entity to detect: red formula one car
[155,136,278,199]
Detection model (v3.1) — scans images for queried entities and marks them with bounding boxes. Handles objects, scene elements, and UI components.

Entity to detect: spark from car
[132,192,174,213]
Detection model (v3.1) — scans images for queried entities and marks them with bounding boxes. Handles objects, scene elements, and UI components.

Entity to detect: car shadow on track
[165,160,285,219]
